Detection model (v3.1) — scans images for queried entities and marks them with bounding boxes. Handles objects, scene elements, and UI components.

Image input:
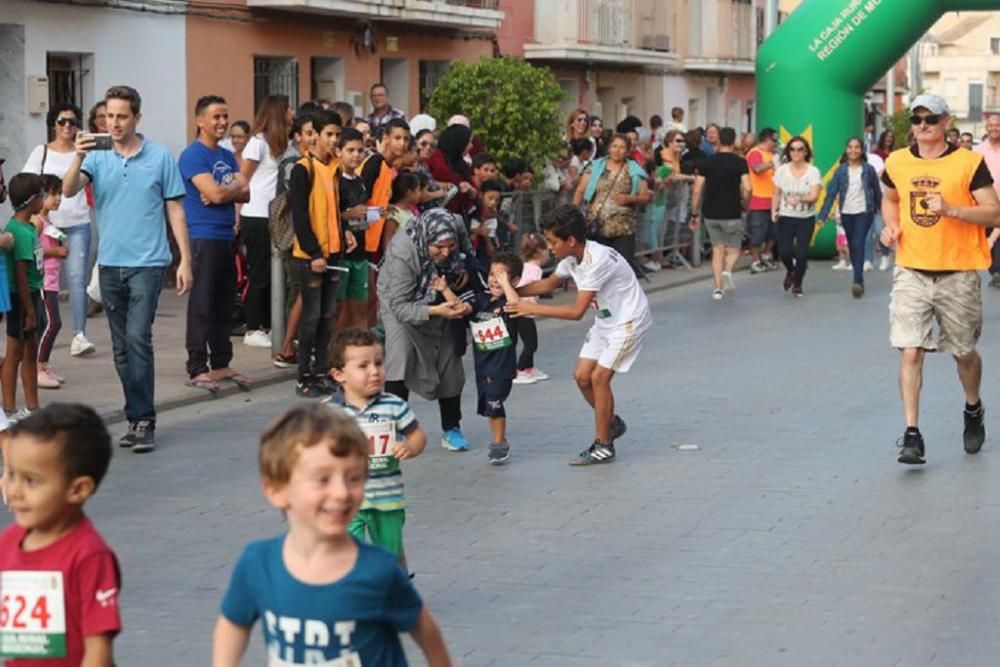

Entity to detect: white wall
[1,0,186,210]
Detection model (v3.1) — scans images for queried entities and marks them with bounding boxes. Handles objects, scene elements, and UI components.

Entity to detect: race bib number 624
[0,571,67,658]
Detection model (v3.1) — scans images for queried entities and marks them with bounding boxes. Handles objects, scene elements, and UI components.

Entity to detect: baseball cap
[910,93,950,115]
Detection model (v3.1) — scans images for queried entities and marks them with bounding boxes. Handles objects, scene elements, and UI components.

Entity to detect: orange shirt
[884,146,991,271]
[747,147,775,210]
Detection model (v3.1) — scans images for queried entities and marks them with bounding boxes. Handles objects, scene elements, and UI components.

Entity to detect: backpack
[268,156,313,252]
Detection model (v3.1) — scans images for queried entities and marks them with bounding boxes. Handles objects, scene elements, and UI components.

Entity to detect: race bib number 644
[0,571,67,658]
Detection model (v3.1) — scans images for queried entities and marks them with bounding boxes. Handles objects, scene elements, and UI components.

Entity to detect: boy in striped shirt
[326,328,427,566]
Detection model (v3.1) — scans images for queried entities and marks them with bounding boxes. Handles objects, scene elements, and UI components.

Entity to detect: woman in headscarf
[427,124,477,216]
[379,208,475,451]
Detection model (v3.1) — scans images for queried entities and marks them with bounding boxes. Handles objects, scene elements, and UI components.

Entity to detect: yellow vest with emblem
[885,147,991,271]
[292,156,342,260]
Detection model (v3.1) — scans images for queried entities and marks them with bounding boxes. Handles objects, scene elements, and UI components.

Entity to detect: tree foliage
[427,57,565,173]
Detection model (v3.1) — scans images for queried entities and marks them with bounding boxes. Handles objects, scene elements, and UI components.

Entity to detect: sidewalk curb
[126,259,749,426]
[99,366,297,426]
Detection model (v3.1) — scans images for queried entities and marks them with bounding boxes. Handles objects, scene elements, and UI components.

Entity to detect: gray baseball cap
[910,93,950,115]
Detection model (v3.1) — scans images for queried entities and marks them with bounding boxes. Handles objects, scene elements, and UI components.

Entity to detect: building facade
[1,0,188,194]
[185,0,504,137]
[522,0,763,132]
[921,11,1000,134]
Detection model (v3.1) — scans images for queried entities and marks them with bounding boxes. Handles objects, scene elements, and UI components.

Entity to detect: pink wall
[495,0,534,57]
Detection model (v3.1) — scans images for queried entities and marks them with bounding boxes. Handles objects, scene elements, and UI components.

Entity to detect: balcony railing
[443,0,499,7]
[246,0,504,29]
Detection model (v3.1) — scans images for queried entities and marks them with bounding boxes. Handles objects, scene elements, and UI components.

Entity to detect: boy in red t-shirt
[0,403,121,665]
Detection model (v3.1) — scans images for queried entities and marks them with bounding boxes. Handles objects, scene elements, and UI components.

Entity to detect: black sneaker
[569,441,615,466]
[897,430,925,465]
[131,420,156,454]
[791,286,803,298]
[295,378,324,398]
[119,422,137,448]
[487,441,511,465]
[783,271,794,291]
[610,415,627,441]
[312,376,341,396]
[964,403,986,454]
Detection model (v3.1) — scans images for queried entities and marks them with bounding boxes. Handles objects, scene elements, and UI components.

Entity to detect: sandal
[185,376,219,395]
[218,372,252,391]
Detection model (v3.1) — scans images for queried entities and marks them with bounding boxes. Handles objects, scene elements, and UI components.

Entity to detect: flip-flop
[219,372,252,391]
[185,377,219,395]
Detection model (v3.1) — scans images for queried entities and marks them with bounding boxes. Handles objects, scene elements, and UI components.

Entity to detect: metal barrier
[501,188,702,269]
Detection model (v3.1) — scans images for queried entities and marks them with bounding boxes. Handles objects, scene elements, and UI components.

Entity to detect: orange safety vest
[747,147,775,201]
[885,146,991,271]
[363,154,394,253]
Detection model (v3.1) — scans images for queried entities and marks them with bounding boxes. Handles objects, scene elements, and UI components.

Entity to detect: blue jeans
[864,211,890,264]
[99,266,165,425]
[841,212,873,285]
[63,224,92,334]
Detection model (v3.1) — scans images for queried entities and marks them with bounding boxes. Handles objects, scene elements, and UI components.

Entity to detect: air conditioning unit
[641,34,670,52]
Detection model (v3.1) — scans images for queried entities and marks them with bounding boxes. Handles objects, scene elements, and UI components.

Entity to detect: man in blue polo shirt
[178,95,250,394]
[63,85,192,453]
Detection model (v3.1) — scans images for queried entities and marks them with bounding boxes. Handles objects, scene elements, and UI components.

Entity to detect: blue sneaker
[441,428,470,451]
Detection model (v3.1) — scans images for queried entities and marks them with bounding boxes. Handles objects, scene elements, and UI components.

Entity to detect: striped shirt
[325,392,418,511]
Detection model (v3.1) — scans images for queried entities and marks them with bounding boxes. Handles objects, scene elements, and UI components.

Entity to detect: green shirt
[5,218,43,293]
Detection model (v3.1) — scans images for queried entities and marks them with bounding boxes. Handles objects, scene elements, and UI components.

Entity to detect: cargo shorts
[889,266,982,357]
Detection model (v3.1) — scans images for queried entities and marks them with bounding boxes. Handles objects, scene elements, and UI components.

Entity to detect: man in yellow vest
[882,94,1000,465]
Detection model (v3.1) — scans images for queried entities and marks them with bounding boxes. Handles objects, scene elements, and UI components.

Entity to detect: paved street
[23,262,1000,666]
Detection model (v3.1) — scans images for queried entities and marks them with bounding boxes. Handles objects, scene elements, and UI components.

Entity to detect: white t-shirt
[554,241,651,332]
[841,165,866,215]
[774,163,822,218]
[241,134,281,218]
[22,145,91,228]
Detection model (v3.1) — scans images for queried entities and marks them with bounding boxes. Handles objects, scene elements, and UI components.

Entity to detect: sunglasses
[55,117,78,127]
[418,141,435,148]
[910,113,942,126]
[789,146,807,152]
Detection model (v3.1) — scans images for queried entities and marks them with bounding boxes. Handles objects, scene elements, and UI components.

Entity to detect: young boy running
[212,403,450,666]
[435,253,522,464]
[2,173,45,422]
[0,403,121,665]
[324,327,427,566]
[508,205,653,465]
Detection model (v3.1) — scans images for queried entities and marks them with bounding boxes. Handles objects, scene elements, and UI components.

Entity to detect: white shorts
[579,319,650,373]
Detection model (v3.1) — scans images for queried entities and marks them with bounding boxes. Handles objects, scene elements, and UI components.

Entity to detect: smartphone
[85,133,113,150]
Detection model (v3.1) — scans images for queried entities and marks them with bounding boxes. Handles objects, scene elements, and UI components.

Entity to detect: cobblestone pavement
[22,262,1000,666]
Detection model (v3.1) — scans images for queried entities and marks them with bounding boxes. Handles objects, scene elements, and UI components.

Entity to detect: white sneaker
[879,255,891,271]
[831,259,847,270]
[712,289,724,301]
[721,271,735,292]
[641,260,661,273]
[750,261,767,274]
[529,368,549,381]
[70,332,96,357]
[243,330,272,348]
[512,369,538,385]
[863,260,874,272]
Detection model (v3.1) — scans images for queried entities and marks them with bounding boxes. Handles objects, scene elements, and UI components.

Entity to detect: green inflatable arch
[756,0,1000,256]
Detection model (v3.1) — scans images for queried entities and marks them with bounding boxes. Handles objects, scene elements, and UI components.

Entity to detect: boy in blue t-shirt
[436,252,522,465]
[213,403,451,666]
